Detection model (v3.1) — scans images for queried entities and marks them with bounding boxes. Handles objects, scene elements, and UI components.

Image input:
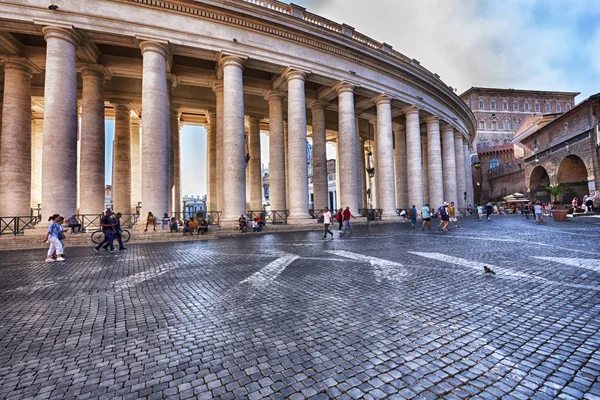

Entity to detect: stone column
[394,125,408,210]
[369,121,378,208]
[207,111,217,209]
[0,59,33,216]
[360,139,367,209]
[166,76,177,214]
[426,116,444,208]
[337,84,359,215]
[335,139,341,210]
[212,81,224,212]
[41,27,79,219]
[267,92,286,210]
[130,117,141,206]
[464,143,473,208]
[405,107,423,209]
[248,115,262,210]
[171,107,181,214]
[79,66,106,215]
[31,118,44,208]
[284,121,289,208]
[374,96,397,217]
[441,124,458,205]
[286,70,310,219]
[421,133,429,204]
[454,133,467,213]
[140,41,169,219]
[311,101,328,211]
[221,56,246,221]
[112,101,131,214]
[356,118,364,210]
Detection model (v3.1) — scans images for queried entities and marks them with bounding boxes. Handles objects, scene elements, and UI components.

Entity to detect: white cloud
[292,0,599,100]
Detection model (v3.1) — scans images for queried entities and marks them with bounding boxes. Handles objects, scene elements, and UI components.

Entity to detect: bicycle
[91,229,131,244]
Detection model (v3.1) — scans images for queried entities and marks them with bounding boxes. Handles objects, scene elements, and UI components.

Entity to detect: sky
[106,0,600,197]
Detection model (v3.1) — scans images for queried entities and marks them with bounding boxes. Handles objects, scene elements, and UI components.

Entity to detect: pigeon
[484,266,496,275]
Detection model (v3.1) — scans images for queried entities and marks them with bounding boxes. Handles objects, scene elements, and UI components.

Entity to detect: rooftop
[460,87,580,99]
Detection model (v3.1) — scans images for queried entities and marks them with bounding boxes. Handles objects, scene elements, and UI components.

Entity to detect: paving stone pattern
[1,215,600,399]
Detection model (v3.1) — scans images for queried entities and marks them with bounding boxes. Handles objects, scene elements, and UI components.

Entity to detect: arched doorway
[530,166,550,203]
[557,155,588,204]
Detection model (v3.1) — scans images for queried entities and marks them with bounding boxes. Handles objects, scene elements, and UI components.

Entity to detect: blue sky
[106,0,599,197]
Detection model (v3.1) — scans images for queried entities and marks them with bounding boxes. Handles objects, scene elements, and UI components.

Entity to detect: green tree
[543,184,564,203]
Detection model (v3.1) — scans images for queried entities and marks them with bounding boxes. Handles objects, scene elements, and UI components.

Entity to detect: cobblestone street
[1,215,599,400]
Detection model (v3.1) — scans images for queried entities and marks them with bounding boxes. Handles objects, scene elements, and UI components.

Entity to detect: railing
[358,208,383,221]
[309,209,324,220]
[77,213,139,231]
[247,210,289,225]
[0,216,39,236]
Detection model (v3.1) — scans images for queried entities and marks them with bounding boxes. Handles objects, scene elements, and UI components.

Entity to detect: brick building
[512,93,600,205]
[460,87,579,203]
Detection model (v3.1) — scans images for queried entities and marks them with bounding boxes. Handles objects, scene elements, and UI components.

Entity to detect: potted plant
[543,184,568,221]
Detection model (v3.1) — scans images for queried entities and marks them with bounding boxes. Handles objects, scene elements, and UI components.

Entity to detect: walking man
[95,209,116,252]
[421,203,432,231]
[410,205,417,227]
[322,207,334,240]
[103,212,126,250]
[534,201,544,224]
[341,206,355,234]
[485,203,493,221]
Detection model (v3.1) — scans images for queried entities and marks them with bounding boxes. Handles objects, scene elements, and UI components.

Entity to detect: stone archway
[529,165,550,203]
[557,155,588,204]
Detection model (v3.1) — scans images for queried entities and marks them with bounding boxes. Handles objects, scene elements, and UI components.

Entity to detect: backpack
[438,206,447,217]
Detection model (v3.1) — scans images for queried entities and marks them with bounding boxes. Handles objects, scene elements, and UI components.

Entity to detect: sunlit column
[374,95,397,217]
[41,27,79,219]
[426,116,443,208]
[311,101,328,211]
[404,106,423,209]
[112,101,131,214]
[442,124,458,204]
[248,115,262,210]
[267,92,286,210]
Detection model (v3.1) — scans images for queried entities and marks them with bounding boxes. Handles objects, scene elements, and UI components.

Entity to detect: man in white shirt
[534,202,544,224]
[322,207,334,240]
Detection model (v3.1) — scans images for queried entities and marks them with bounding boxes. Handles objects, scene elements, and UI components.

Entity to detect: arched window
[545,103,550,112]
[504,120,510,130]
[514,119,520,129]
[535,103,540,112]
[490,100,496,110]
[566,103,571,111]
[490,158,500,169]
[525,103,530,111]
[479,120,485,130]
[491,120,498,130]
[503,101,508,110]
[479,100,484,109]
[513,102,519,111]
[556,103,561,112]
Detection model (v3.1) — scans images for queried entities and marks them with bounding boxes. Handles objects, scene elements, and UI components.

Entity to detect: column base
[380,212,400,220]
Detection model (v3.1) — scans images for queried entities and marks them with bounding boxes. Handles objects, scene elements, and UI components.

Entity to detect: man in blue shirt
[421,203,432,231]
[94,210,116,252]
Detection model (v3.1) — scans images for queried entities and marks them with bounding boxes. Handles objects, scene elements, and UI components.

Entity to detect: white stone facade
[0,0,475,221]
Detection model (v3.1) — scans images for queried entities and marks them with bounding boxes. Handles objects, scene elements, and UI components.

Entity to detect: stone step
[0,218,403,251]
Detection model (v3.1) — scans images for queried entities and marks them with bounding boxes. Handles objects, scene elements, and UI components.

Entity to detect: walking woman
[44,214,66,262]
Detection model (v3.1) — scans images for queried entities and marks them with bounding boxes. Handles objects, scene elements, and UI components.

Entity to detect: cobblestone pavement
[1,215,599,400]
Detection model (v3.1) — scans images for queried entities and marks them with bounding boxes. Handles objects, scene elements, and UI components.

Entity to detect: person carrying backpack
[438,202,450,232]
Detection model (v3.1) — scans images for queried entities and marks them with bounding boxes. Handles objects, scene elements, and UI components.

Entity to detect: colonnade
[0,29,473,223]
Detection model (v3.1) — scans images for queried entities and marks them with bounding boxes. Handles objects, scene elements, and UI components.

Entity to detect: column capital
[441,123,455,133]
[110,100,133,112]
[392,123,406,133]
[218,53,247,69]
[130,116,141,126]
[1,57,36,78]
[42,26,79,47]
[78,63,111,79]
[212,80,224,94]
[139,40,170,58]
[334,82,356,94]
[401,105,420,116]
[285,68,309,82]
[372,94,392,106]
[309,100,327,110]
[166,73,178,88]
[265,90,284,102]
[424,116,440,125]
